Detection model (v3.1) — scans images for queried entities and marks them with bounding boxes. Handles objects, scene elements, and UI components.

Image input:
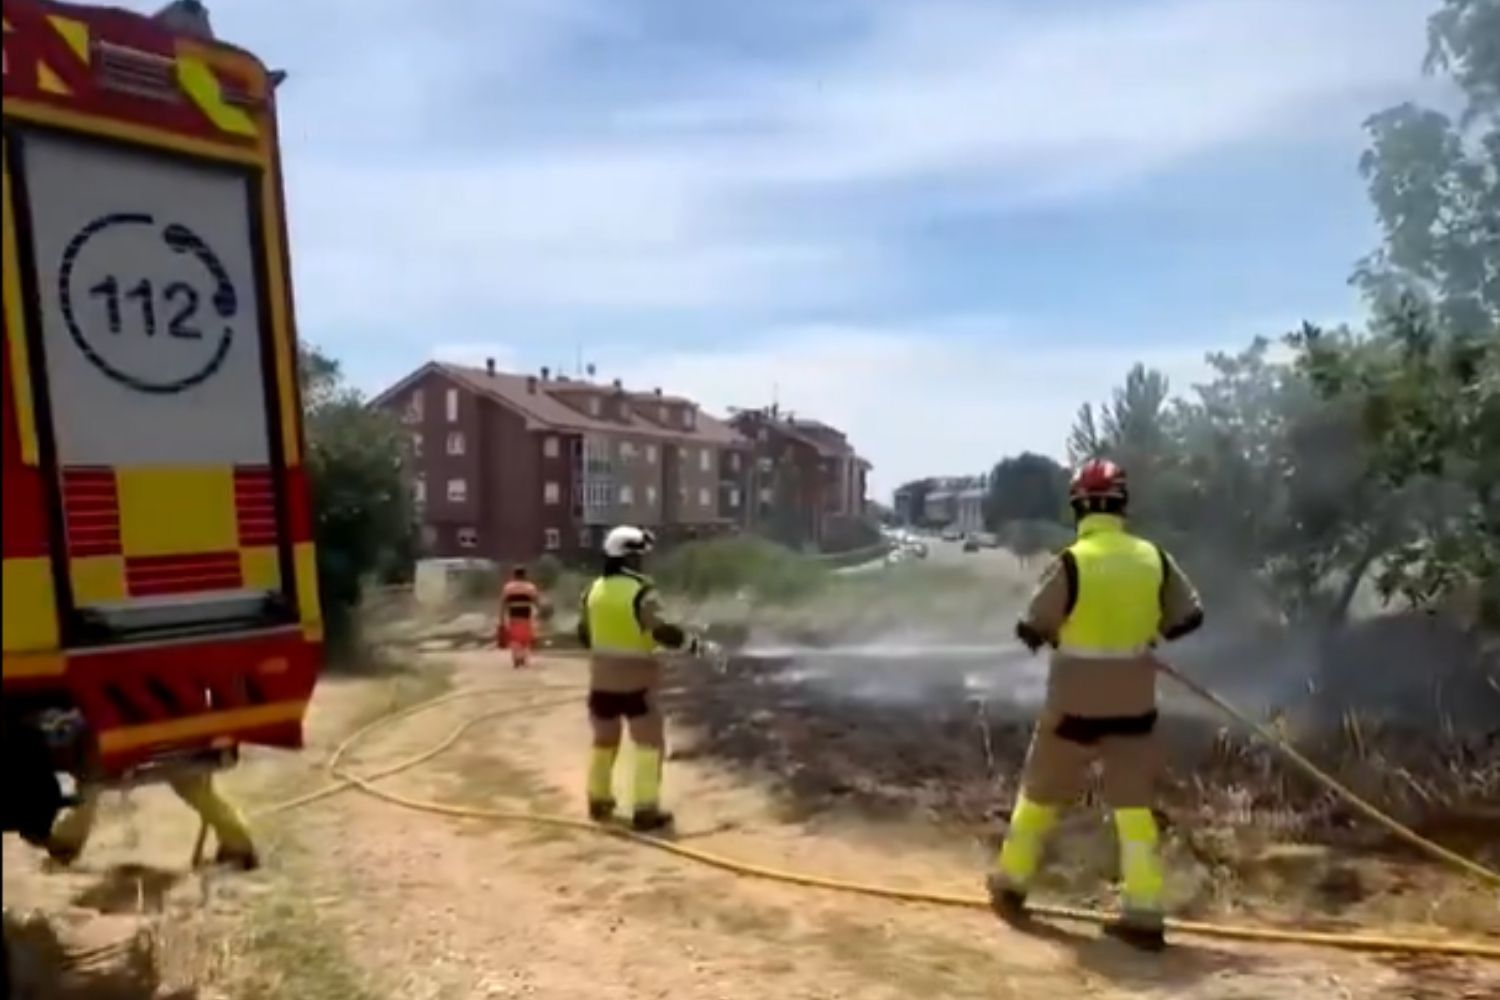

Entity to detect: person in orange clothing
[498,565,543,668]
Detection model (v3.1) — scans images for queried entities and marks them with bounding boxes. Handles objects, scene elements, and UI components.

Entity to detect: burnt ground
[663,644,1500,929]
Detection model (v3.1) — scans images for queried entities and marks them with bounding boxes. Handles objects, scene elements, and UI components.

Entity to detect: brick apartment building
[729,405,871,550]
[371,361,752,563]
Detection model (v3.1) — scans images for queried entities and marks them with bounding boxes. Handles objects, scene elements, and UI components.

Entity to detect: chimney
[653,387,662,397]
[540,366,550,381]
[526,375,537,394]
[612,378,623,390]
[485,357,496,375]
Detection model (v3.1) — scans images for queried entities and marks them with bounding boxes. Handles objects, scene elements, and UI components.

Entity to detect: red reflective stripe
[283,465,312,542]
[125,550,242,596]
[234,465,279,545]
[62,466,122,557]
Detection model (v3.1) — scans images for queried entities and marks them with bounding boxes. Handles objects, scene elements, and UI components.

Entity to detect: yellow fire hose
[242,668,1500,961]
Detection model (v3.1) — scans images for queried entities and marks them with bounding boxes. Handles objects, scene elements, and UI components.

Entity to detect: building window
[578,526,593,549]
[445,387,459,423]
[413,476,427,505]
[620,440,636,459]
[646,444,658,464]
[619,484,634,504]
[757,456,774,473]
[757,427,768,442]
[729,487,741,508]
[699,448,711,473]
[446,431,465,456]
[446,478,467,502]
[409,389,425,421]
[457,527,479,549]
[588,396,602,417]
[698,487,711,507]
[759,487,774,504]
[659,404,669,422]
[411,433,423,458]
[646,485,658,505]
[420,524,438,549]
[682,408,693,429]
[728,452,740,473]
[543,435,560,458]
[544,528,561,551]
[544,481,560,505]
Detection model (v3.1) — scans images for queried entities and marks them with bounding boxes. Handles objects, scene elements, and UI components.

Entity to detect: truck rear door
[11,128,297,646]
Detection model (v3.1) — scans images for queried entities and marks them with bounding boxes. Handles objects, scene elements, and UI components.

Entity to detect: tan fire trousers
[1019,711,1162,808]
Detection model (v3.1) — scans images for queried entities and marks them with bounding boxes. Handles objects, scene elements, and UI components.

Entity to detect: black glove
[1015,621,1048,653]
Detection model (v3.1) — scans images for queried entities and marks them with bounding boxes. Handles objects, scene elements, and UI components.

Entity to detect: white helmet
[603,525,655,558]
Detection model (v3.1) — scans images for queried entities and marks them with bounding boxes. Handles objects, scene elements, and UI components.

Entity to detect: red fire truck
[2,0,321,845]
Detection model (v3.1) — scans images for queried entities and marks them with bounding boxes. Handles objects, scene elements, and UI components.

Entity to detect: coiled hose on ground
[251,665,1500,961]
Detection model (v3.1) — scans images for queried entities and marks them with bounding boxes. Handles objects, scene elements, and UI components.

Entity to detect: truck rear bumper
[4,625,320,774]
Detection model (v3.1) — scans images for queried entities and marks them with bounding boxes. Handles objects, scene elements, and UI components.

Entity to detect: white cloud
[608,322,1243,500]
[248,0,1429,332]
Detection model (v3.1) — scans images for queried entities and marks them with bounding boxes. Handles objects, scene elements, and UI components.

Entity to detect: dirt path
[5,651,1496,999]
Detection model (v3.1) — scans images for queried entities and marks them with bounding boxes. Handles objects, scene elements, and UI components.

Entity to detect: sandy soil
[4,650,1497,999]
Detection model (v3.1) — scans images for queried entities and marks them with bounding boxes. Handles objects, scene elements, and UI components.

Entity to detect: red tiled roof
[375,362,746,447]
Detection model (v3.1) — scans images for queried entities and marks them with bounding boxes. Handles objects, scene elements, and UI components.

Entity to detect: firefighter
[988,459,1204,951]
[577,525,714,832]
[498,565,543,668]
[46,772,259,871]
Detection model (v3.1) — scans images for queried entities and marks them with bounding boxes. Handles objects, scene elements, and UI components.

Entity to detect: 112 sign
[87,276,205,340]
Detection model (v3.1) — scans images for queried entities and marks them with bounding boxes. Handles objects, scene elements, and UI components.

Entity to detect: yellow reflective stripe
[995,794,1058,886]
[4,98,264,167]
[1114,807,1165,909]
[294,541,321,630]
[46,15,89,64]
[2,146,39,464]
[97,699,307,755]
[70,555,127,605]
[36,60,71,95]
[2,652,67,679]
[175,54,257,137]
[2,557,59,653]
[240,546,281,591]
[116,466,237,557]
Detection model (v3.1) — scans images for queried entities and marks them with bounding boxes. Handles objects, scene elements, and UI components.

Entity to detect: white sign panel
[23,133,273,466]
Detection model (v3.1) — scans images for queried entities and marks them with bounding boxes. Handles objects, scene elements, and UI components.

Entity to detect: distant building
[728,405,871,551]
[920,474,987,532]
[371,362,749,564]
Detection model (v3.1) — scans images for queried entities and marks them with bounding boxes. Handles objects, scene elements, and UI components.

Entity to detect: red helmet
[1069,459,1128,505]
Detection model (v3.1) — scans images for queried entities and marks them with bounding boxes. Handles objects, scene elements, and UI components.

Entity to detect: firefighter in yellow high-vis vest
[989,459,1204,951]
[577,525,717,832]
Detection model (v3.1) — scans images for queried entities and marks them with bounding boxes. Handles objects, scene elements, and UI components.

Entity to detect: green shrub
[652,536,828,604]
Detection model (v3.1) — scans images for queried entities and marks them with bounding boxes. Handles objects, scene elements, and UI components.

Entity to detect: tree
[301,346,416,651]
[982,452,1069,529]
[1355,0,1499,335]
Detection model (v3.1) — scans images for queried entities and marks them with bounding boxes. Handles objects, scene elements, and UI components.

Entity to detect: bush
[652,537,828,603]
[531,554,565,589]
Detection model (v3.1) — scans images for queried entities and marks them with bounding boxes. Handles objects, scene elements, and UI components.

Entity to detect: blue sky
[146,0,1436,497]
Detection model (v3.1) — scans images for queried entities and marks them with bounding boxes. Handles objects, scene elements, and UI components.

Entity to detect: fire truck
[2,0,321,847]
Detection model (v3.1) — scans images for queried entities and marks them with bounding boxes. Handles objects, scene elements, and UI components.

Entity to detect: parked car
[975,531,1000,549]
[941,527,962,542]
[962,534,981,553]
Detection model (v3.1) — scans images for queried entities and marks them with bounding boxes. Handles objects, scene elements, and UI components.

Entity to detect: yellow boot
[631,746,672,832]
[171,773,258,870]
[587,745,618,821]
[988,793,1058,922]
[1108,808,1166,951]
